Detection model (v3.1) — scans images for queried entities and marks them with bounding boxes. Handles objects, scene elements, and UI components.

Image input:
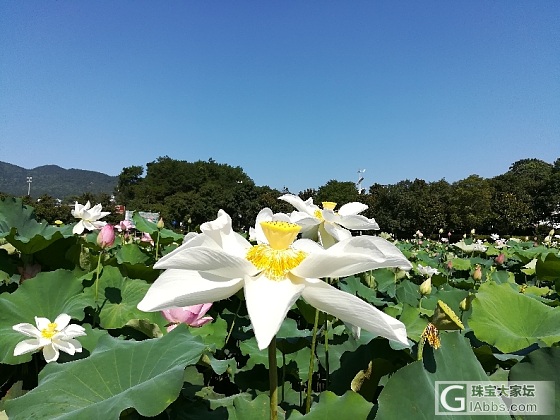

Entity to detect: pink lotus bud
[162,303,213,332]
[97,224,115,248]
[495,253,505,265]
[447,260,453,270]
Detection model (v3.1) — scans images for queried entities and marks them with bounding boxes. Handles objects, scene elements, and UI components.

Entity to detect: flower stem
[155,230,161,261]
[268,335,278,420]
[305,307,320,413]
[95,251,103,303]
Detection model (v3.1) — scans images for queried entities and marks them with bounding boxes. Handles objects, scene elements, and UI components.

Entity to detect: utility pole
[26,176,33,196]
[356,169,365,194]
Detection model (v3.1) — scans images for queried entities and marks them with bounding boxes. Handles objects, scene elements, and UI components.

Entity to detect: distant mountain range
[0,162,118,199]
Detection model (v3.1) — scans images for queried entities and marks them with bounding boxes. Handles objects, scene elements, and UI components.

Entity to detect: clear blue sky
[1,1,559,193]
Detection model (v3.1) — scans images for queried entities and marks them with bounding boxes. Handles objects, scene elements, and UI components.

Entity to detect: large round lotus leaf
[5,324,206,419]
[0,197,74,254]
[508,347,560,420]
[304,390,374,419]
[0,269,89,364]
[376,332,508,420]
[469,282,560,353]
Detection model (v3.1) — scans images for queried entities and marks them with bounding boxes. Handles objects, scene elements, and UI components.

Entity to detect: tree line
[2,156,558,239]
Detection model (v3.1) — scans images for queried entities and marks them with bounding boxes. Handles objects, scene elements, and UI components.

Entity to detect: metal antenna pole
[27,176,33,196]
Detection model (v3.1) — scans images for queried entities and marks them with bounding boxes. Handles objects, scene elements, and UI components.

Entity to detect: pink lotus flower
[162,304,213,332]
[115,220,134,232]
[141,232,154,246]
[97,224,115,248]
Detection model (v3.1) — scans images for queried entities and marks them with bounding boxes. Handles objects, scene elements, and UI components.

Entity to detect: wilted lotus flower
[162,304,213,332]
[17,263,41,283]
[71,201,110,235]
[13,314,86,363]
[97,224,115,248]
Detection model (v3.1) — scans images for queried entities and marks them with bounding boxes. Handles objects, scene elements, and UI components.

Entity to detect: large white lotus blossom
[71,201,110,235]
[138,209,412,350]
[13,314,87,363]
[278,194,380,249]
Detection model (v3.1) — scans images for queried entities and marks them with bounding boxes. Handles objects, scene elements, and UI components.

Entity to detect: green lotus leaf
[536,253,560,282]
[305,390,374,419]
[509,347,560,420]
[132,213,183,244]
[83,265,165,330]
[0,269,89,364]
[4,324,206,419]
[450,258,471,271]
[377,332,507,419]
[0,197,73,254]
[469,282,560,353]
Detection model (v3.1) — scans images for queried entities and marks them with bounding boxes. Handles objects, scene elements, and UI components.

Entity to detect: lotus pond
[0,197,559,419]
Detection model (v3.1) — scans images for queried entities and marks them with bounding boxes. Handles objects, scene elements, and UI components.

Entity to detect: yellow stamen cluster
[421,323,441,349]
[246,220,306,280]
[41,322,59,339]
[246,245,307,281]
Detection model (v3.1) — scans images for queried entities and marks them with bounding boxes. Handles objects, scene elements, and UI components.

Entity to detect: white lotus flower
[279,194,379,248]
[13,314,87,363]
[71,201,110,235]
[417,264,439,278]
[138,209,412,350]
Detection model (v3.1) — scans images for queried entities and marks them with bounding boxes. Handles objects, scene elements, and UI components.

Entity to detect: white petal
[43,344,59,363]
[200,210,252,257]
[338,202,368,216]
[52,339,76,355]
[154,246,257,278]
[138,269,244,312]
[62,324,87,338]
[317,224,337,249]
[292,238,323,254]
[289,212,320,229]
[322,222,352,243]
[53,313,71,330]
[12,323,41,338]
[337,214,380,231]
[244,275,305,350]
[35,317,52,331]
[13,339,42,356]
[293,236,412,278]
[73,222,85,235]
[279,194,317,215]
[302,278,409,346]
